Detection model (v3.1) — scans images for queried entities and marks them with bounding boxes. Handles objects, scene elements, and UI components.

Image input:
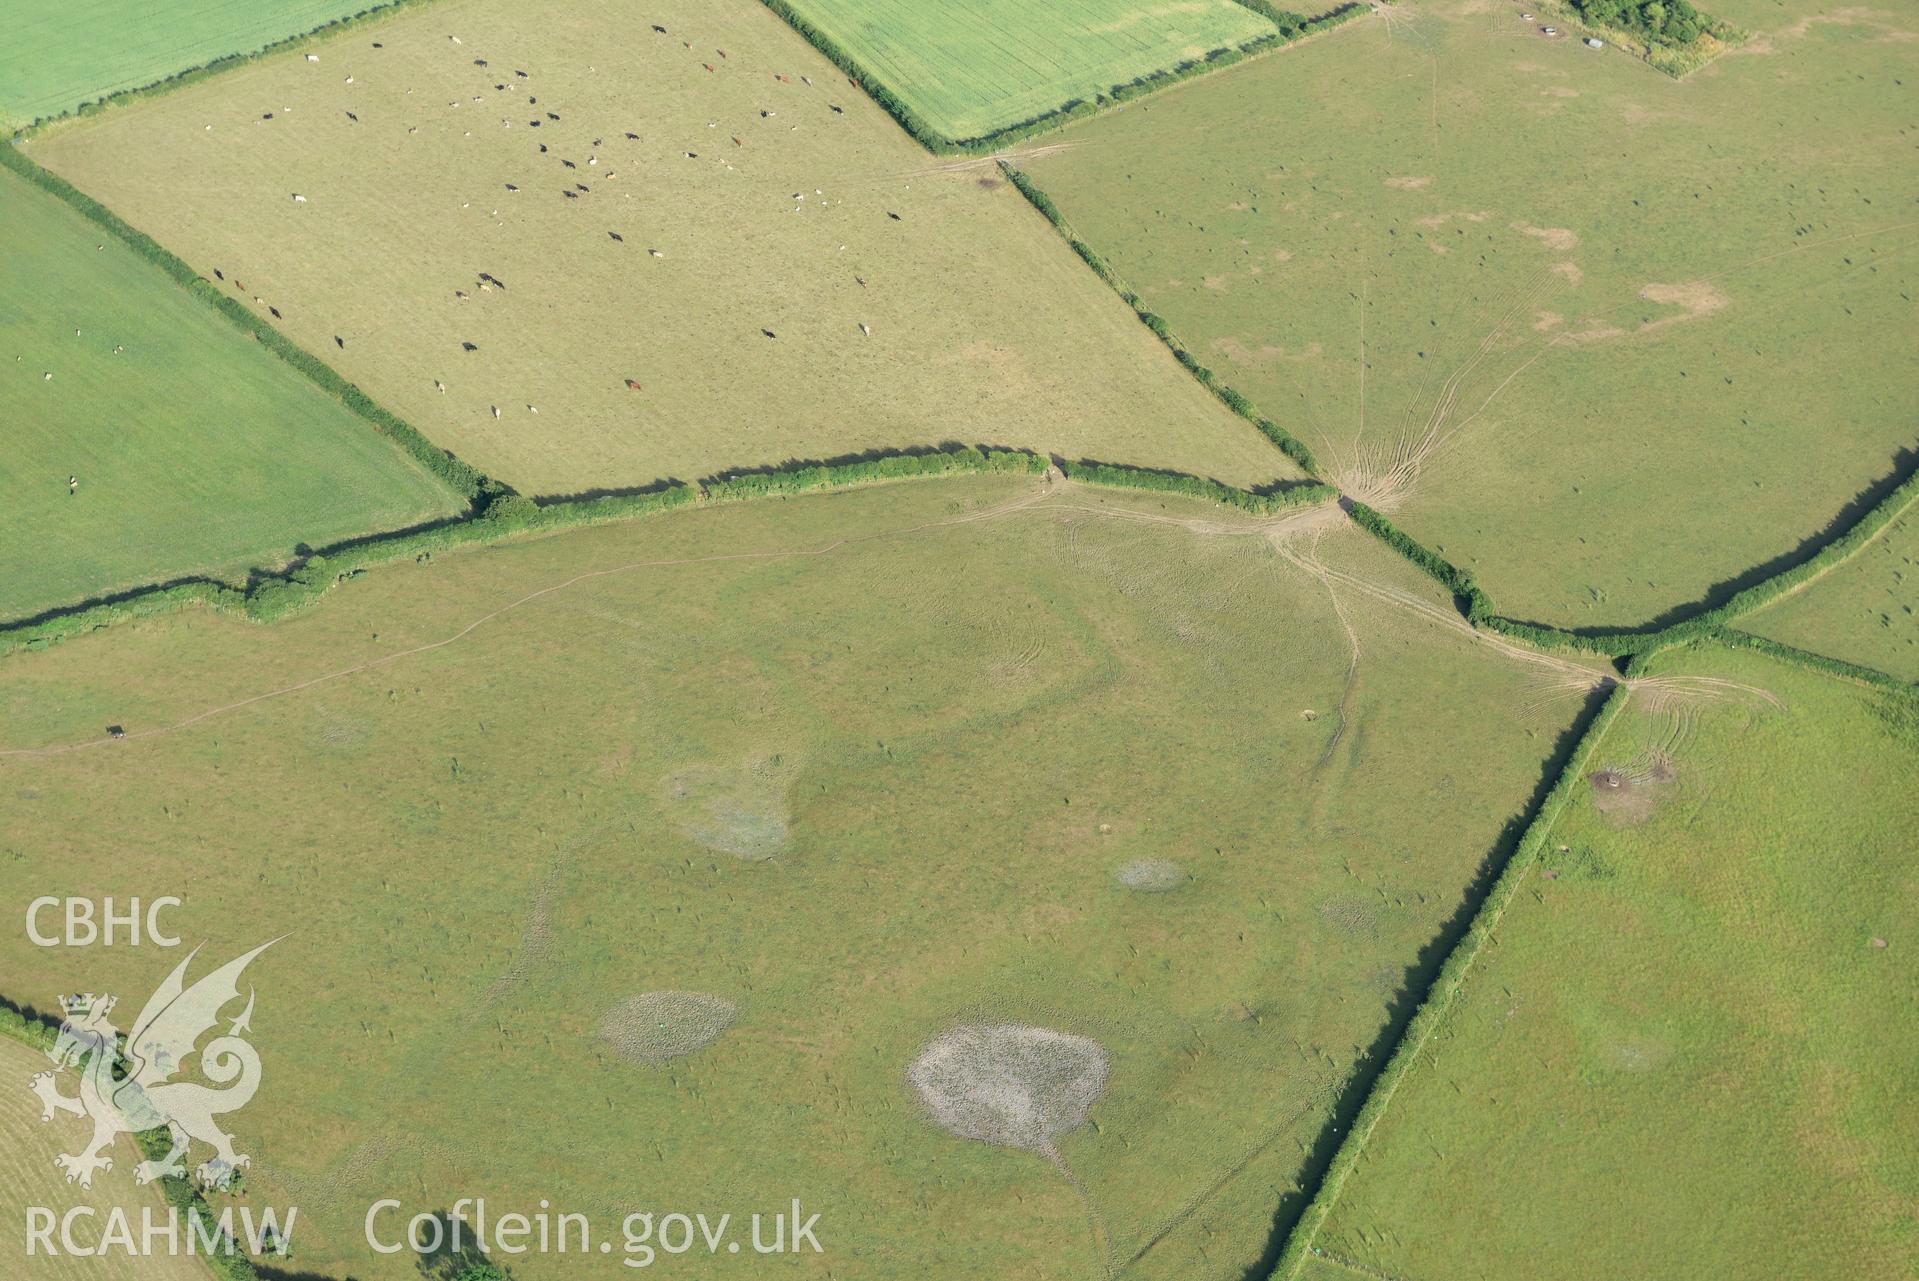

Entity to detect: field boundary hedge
[9,0,444,137]
[0,142,490,505]
[1267,677,1635,1279]
[757,0,1364,156]
[1713,628,1916,691]
[1341,456,1919,667]
[0,1004,264,1280]
[1,447,1335,658]
[1000,164,1323,476]
[1059,460,1335,513]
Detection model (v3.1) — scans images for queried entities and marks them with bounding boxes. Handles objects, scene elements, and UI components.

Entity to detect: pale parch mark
[908,1024,1113,1273]
[1114,858,1188,891]
[599,991,738,1063]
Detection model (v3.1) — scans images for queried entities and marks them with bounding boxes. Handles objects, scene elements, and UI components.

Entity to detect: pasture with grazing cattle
[1307,646,1918,1281]
[0,161,461,625]
[766,0,1280,143]
[0,474,1600,1279]
[1019,0,1918,630]
[24,0,1295,500]
[0,0,1911,1275]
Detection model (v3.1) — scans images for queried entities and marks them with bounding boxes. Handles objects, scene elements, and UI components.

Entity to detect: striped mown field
[0,163,462,624]
[774,0,1278,141]
[0,0,376,130]
[0,1035,215,1281]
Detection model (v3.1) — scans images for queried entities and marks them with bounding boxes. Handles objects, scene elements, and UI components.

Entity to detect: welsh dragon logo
[28,939,278,1191]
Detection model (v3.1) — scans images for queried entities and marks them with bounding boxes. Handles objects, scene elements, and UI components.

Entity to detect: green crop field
[24,0,1294,501]
[1306,645,1919,1281]
[0,474,1604,1279]
[0,0,376,131]
[1019,0,1919,630]
[0,1036,214,1281]
[1744,504,1919,682]
[770,0,1277,142]
[0,161,460,625]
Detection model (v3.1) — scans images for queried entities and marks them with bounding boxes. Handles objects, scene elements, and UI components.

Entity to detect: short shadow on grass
[697,441,1026,488]
[0,510,473,637]
[254,1266,348,1281]
[533,441,1034,504]
[412,1209,516,1279]
[0,991,63,1036]
[1236,679,1614,1281]
[1509,445,1919,641]
[525,475,688,506]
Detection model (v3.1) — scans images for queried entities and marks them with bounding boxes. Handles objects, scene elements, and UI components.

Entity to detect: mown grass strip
[9,0,444,138]
[0,1007,264,1280]
[1266,676,1636,1280]
[1001,163,1323,476]
[0,141,489,504]
[759,0,1364,155]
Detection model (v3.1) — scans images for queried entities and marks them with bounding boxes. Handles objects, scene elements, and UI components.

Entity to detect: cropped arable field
[24,0,1294,499]
[0,1036,212,1281]
[0,0,373,130]
[1020,0,1919,630]
[0,475,1603,1279]
[770,0,1276,141]
[1745,505,1919,681]
[1309,646,1919,1281]
[0,162,461,625]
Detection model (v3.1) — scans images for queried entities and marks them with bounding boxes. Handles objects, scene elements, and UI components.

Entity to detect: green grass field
[1306,645,1919,1280]
[1744,503,1919,682]
[1021,0,1919,630]
[772,0,1277,142]
[0,474,1602,1279]
[0,0,376,131]
[25,0,1294,500]
[0,162,460,624]
[0,1035,215,1281]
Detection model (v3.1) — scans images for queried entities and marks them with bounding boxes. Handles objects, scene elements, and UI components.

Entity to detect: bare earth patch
[1587,756,1677,826]
[1638,281,1732,331]
[1384,175,1434,190]
[1512,222,1579,252]
[1415,210,1494,230]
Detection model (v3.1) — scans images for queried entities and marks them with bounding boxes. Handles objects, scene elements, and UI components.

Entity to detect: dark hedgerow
[998,164,1323,477]
[0,143,490,506]
[1058,461,1337,515]
[755,0,1365,156]
[0,1013,265,1280]
[1,448,1334,656]
[11,0,431,137]
[1343,463,1919,661]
